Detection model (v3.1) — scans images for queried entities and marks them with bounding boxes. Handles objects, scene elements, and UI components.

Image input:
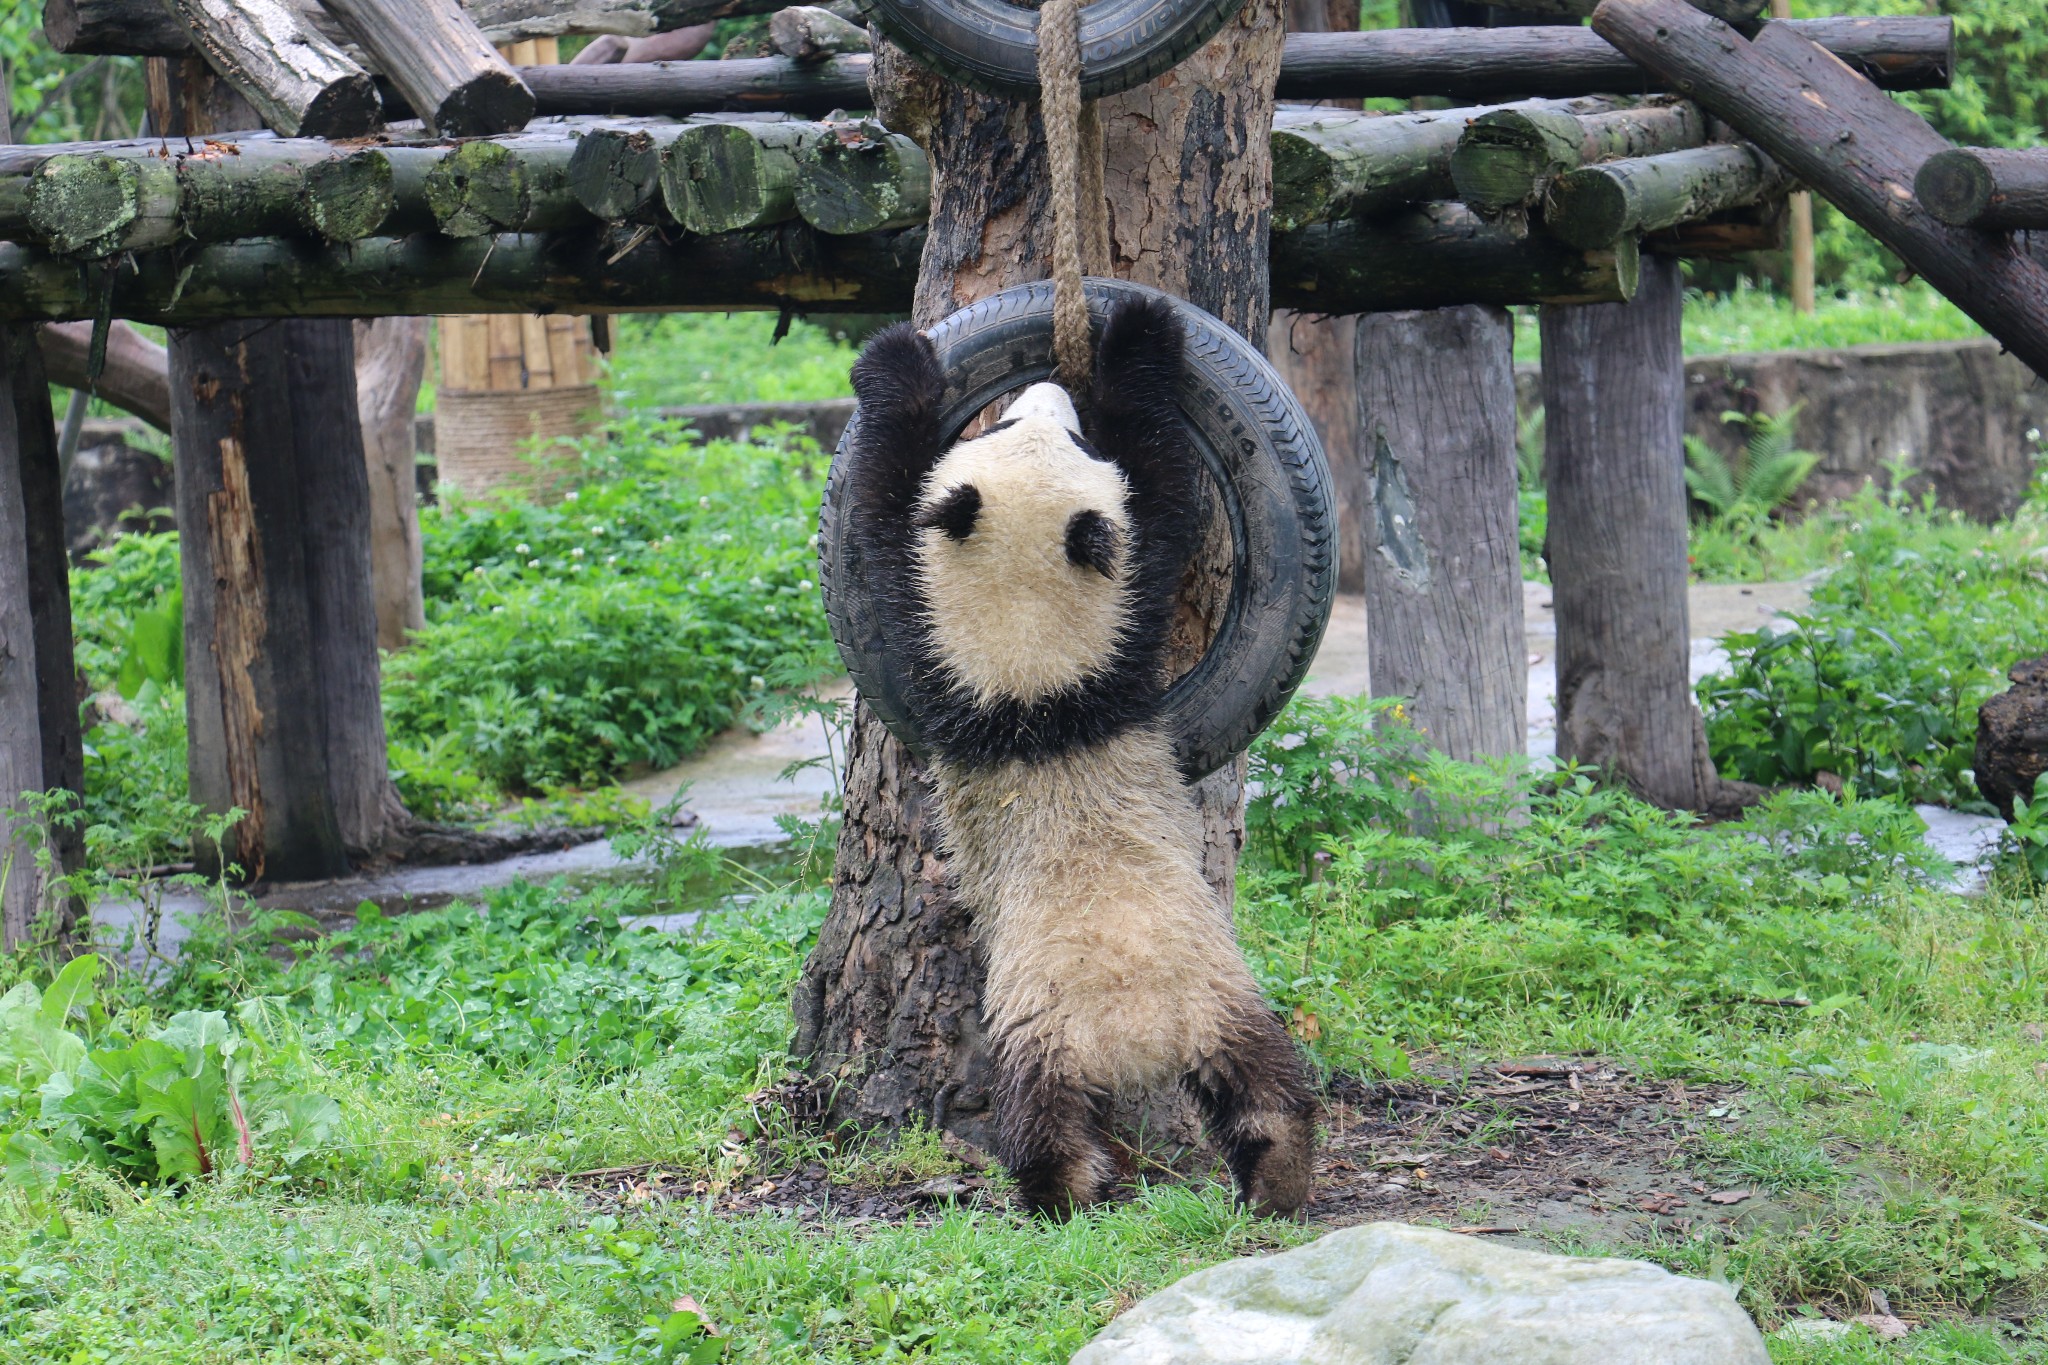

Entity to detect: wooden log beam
[1275,18,1952,101]
[795,121,929,234]
[161,0,383,136]
[1271,97,1615,231]
[1271,201,1639,310]
[0,207,1652,321]
[566,122,693,219]
[321,0,534,137]
[1452,97,1704,213]
[517,55,870,117]
[1916,148,2048,230]
[1543,142,1786,248]
[1459,0,1764,21]
[36,320,173,431]
[664,120,822,233]
[1591,0,2048,380]
[45,0,786,57]
[424,134,584,235]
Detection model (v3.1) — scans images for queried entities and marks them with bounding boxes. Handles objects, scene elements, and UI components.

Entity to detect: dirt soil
[560,1057,1790,1253]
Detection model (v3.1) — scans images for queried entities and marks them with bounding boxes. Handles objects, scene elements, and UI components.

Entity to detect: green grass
[604,313,861,409]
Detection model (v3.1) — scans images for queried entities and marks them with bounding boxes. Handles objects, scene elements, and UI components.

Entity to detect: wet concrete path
[104,582,2007,956]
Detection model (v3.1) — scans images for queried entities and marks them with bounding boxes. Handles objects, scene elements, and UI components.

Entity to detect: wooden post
[153,58,406,879]
[354,318,429,651]
[1541,254,1732,809]
[0,91,85,954]
[435,37,605,498]
[1355,306,1526,762]
[793,3,1285,1149]
[1768,0,1815,313]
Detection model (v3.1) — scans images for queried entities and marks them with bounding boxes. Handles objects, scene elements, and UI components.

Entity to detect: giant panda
[842,295,1316,1218]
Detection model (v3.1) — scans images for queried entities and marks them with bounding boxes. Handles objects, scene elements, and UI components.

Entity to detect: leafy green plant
[1999,774,2048,886]
[1,956,339,1195]
[1684,406,1820,538]
[1698,496,2048,808]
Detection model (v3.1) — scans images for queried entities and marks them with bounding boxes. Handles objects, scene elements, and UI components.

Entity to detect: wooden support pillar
[155,57,407,879]
[1541,254,1708,806]
[0,94,86,954]
[354,318,429,651]
[1356,305,1526,761]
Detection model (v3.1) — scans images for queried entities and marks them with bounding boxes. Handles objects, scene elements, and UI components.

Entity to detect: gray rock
[1071,1222,1768,1365]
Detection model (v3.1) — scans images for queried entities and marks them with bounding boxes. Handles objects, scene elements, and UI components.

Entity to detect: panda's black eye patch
[1065,509,1121,577]
[916,483,982,540]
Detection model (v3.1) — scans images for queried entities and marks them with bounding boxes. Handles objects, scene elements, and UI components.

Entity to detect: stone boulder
[1071,1223,1768,1365]
[1977,655,2048,822]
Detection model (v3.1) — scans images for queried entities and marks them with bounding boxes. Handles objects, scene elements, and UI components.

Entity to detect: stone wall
[1516,337,2046,522]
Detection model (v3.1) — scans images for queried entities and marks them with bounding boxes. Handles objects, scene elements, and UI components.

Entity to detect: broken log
[795,121,928,234]
[1275,17,1952,101]
[45,0,786,56]
[1270,201,1638,310]
[320,0,535,137]
[160,0,382,136]
[36,320,173,431]
[1544,142,1786,248]
[1916,148,2048,230]
[1452,98,1705,213]
[1591,0,2048,380]
[664,120,822,233]
[769,6,871,63]
[1271,97,1614,231]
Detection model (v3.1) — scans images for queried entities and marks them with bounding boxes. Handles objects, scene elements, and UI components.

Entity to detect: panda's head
[912,382,1132,707]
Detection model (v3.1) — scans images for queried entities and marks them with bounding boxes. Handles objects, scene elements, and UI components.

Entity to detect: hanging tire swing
[820,278,1337,782]
[854,0,1250,99]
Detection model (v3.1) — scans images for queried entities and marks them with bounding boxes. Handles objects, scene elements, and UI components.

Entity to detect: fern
[1683,405,1819,538]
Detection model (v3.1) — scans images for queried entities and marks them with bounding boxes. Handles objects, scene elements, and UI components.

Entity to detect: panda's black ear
[1064,508,1122,577]
[848,323,947,528]
[915,483,982,540]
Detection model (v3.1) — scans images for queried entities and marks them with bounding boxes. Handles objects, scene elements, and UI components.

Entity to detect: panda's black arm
[845,323,948,563]
[1087,297,1202,574]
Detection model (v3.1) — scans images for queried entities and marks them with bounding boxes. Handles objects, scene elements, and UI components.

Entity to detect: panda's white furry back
[845,297,1314,1217]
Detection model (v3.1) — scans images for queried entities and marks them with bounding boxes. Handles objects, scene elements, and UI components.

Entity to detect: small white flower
[750,675,765,691]
[2030,428,2041,442]
[589,523,607,534]
[514,543,530,554]
[807,533,820,550]
[492,605,505,613]
[565,490,579,502]
[766,605,778,616]
[528,558,542,568]
[606,555,618,565]
[798,579,814,592]
[571,547,585,559]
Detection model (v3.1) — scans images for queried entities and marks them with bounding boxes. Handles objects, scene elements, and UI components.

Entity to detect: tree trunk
[1269,311,1361,593]
[1356,305,1526,761]
[1541,254,1708,808]
[1592,0,2048,382]
[353,317,429,652]
[793,1,1286,1150]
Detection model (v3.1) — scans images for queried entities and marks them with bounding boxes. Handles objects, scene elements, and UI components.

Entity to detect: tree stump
[1977,656,2048,823]
[1355,304,1526,761]
[793,3,1287,1152]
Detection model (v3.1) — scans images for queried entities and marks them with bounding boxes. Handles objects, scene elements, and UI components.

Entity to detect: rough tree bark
[154,58,408,879]
[353,317,429,652]
[792,0,1287,1151]
[1355,305,1526,761]
[1542,254,1745,811]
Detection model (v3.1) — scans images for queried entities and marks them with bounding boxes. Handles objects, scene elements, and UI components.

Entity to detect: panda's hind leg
[994,1051,1118,1218]
[1186,1004,1317,1218]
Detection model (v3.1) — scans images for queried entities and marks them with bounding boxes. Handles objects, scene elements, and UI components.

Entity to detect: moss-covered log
[565,122,695,219]
[663,120,823,233]
[1916,148,2048,230]
[424,135,586,235]
[1452,98,1705,213]
[24,154,180,256]
[1272,97,1613,231]
[795,121,928,233]
[1276,201,1639,309]
[1543,142,1785,248]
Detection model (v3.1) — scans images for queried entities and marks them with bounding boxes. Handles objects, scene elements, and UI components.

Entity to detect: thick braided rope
[1038,0,1092,392]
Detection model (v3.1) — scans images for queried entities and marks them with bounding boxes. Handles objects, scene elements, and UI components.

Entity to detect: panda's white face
[912,383,1133,707]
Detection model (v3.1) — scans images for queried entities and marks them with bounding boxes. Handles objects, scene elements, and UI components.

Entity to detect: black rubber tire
[820,277,1336,782]
[854,0,1249,101]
